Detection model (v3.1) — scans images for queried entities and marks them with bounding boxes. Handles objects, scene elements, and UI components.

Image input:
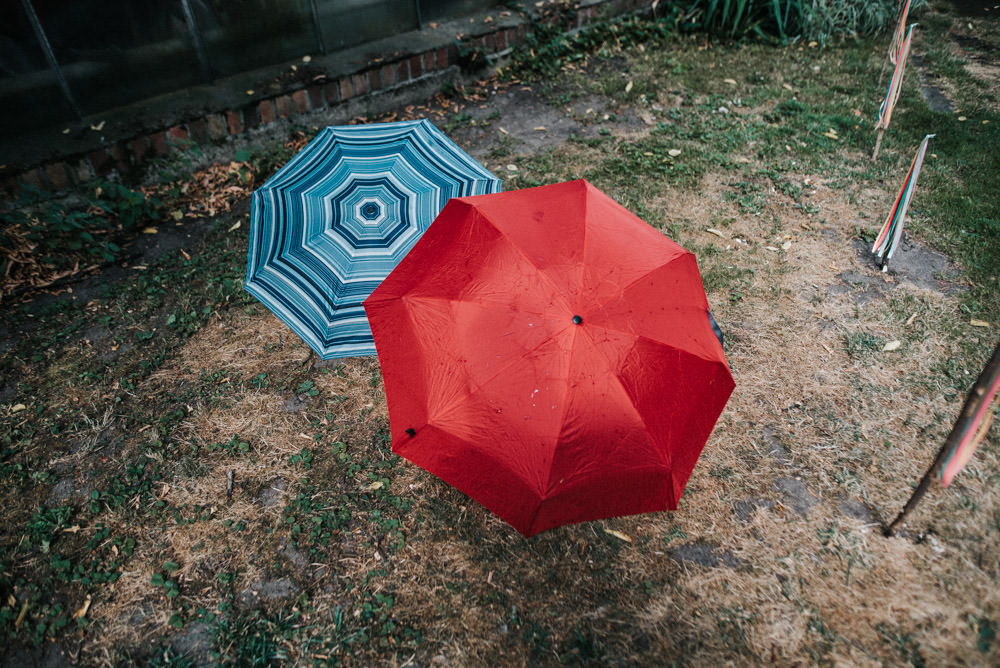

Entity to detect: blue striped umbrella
[245,119,501,359]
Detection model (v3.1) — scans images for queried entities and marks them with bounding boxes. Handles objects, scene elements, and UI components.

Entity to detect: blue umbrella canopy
[245,119,501,359]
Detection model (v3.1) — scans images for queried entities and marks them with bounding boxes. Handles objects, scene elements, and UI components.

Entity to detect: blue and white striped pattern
[246,119,501,359]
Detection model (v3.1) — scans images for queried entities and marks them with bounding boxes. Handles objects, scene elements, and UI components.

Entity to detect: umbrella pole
[884,342,1000,537]
[872,128,885,161]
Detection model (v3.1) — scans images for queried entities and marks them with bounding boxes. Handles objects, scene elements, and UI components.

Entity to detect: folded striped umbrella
[871,133,933,270]
[888,0,913,67]
[941,344,1000,487]
[873,23,916,160]
[885,343,1000,536]
[245,119,501,359]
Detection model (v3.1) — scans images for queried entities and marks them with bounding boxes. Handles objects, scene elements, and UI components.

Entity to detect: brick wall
[1,0,654,199]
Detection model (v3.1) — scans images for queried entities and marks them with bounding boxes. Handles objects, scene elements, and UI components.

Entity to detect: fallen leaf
[782,83,794,91]
[11,403,26,413]
[668,148,682,157]
[228,220,241,232]
[723,78,737,85]
[766,246,780,251]
[62,128,70,134]
[246,89,255,95]
[72,595,91,620]
[625,80,633,94]
[90,120,106,131]
[506,164,519,172]
[970,319,991,327]
[62,525,81,533]
[808,40,818,47]
[905,313,918,326]
[604,528,632,543]
[180,249,192,261]
[171,210,184,221]
[958,115,967,121]
[883,340,901,351]
[638,111,655,126]
[142,227,158,234]
[705,228,726,239]
[498,127,509,135]
[781,241,792,250]
[364,481,384,491]
[429,22,438,28]
[533,126,546,131]
[822,129,839,140]
[302,55,311,63]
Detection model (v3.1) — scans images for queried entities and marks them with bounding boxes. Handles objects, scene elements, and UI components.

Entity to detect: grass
[1,2,999,665]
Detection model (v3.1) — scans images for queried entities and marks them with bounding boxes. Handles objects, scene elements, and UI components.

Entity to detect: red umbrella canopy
[364,179,734,536]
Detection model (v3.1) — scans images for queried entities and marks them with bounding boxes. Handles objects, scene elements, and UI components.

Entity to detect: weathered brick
[127,136,150,161]
[168,125,188,144]
[89,148,112,175]
[308,84,326,109]
[205,114,227,140]
[436,47,449,69]
[44,162,71,190]
[149,131,169,156]
[19,168,44,191]
[226,109,243,135]
[351,72,368,97]
[483,32,496,51]
[187,118,208,144]
[339,77,353,101]
[292,90,309,114]
[242,104,260,130]
[380,63,396,88]
[494,29,507,51]
[409,55,423,78]
[70,159,93,185]
[422,51,436,73]
[396,60,409,83]
[259,99,276,125]
[109,143,129,171]
[275,95,292,119]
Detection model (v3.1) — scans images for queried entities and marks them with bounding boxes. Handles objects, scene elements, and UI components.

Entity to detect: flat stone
[734,497,777,522]
[772,477,819,517]
[670,541,745,569]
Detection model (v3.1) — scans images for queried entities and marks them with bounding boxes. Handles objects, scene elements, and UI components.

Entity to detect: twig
[885,342,1000,536]
[226,469,235,500]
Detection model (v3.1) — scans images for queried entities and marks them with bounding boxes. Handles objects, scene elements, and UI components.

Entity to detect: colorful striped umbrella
[887,0,913,67]
[885,343,1000,536]
[872,133,934,271]
[245,119,501,359]
[941,345,1000,487]
[873,23,916,160]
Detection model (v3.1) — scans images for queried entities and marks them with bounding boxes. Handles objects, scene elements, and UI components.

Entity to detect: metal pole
[20,0,82,119]
[179,0,215,81]
[414,0,423,30]
[309,0,326,54]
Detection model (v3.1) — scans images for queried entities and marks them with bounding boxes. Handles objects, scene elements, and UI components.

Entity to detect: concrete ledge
[0,0,653,199]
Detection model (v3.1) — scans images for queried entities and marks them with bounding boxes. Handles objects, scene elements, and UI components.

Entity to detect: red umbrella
[363,180,734,536]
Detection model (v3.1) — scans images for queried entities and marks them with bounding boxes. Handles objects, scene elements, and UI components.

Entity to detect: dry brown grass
[3,12,999,667]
